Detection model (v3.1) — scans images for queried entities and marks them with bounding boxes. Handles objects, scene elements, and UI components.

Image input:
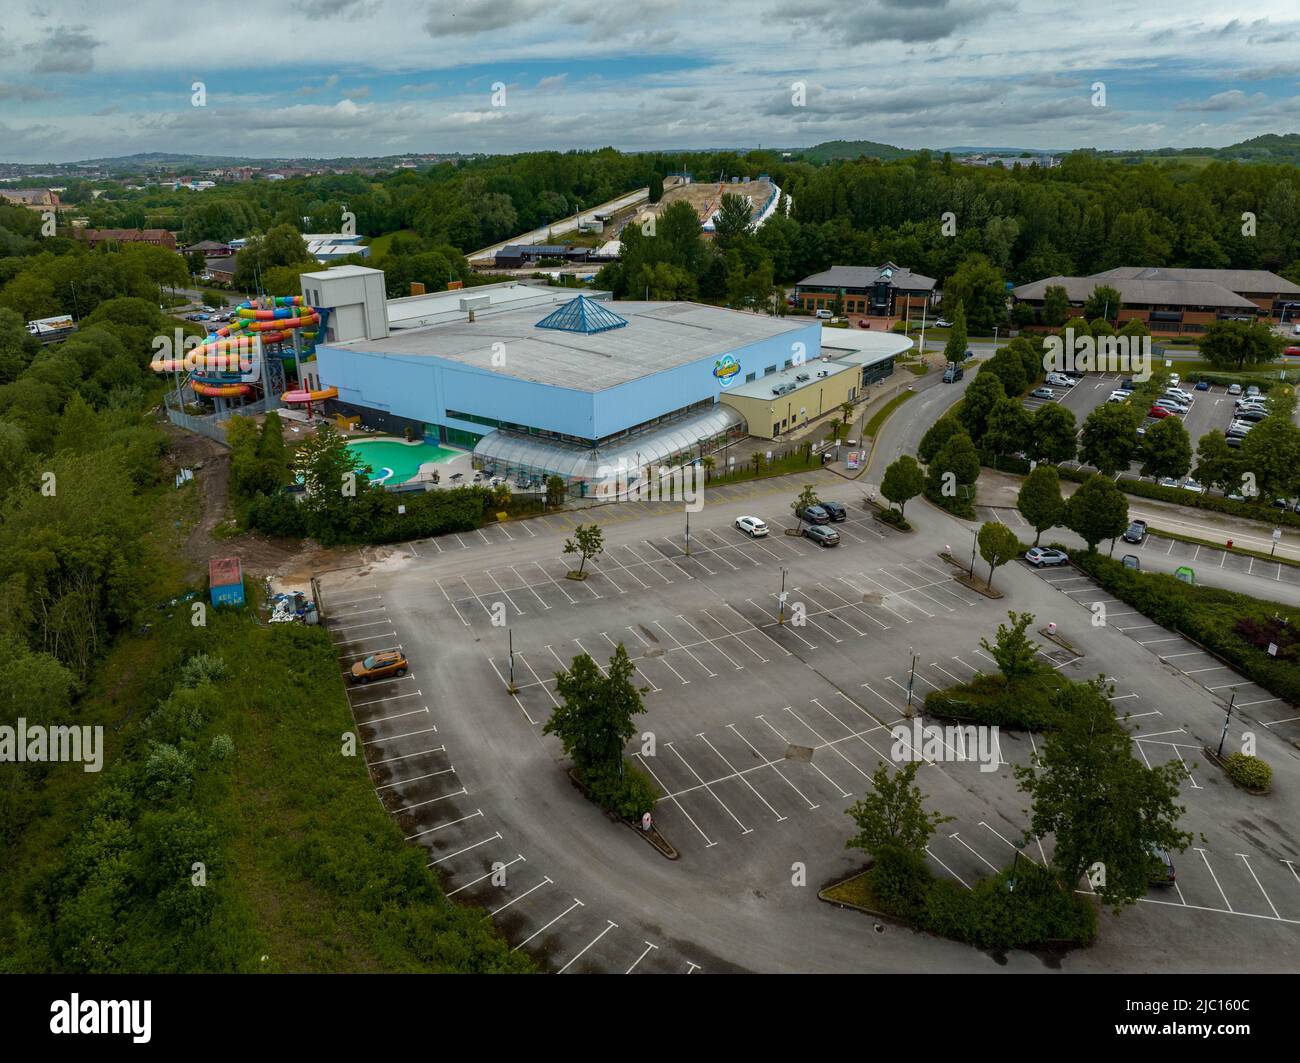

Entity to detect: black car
[1123,519,1147,544]
[820,501,847,522]
[1225,435,1242,448]
[797,504,830,524]
[1063,368,1085,379]
[1236,409,1267,423]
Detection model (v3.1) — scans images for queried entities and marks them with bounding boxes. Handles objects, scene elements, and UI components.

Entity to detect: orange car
[350,650,408,684]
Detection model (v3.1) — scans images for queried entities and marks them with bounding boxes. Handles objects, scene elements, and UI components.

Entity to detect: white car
[935,318,953,328]
[1107,390,1133,403]
[1182,479,1204,494]
[1227,383,1243,396]
[1154,396,1189,412]
[735,515,769,538]
[1168,373,1180,386]
[1165,388,1194,403]
[1045,373,1076,388]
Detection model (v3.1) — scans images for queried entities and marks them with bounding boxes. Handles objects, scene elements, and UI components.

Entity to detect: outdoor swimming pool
[346,438,458,484]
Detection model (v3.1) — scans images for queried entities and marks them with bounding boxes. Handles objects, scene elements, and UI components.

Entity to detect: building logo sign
[713,354,741,388]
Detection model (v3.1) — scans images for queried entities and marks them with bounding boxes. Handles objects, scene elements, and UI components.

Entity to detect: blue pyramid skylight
[535,294,628,334]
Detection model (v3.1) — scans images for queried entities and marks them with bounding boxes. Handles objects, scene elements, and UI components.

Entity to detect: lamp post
[778,567,787,625]
[969,528,978,577]
[906,647,919,715]
[1216,688,1237,759]
[507,628,518,694]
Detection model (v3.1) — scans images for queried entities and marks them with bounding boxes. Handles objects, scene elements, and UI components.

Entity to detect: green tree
[544,644,648,782]
[977,521,1021,590]
[982,348,1028,397]
[845,761,952,859]
[1082,284,1122,323]
[1018,466,1065,545]
[983,397,1031,458]
[942,253,1006,333]
[544,474,566,508]
[1015,679,1191,910]
[1078,402,1138,476]
[1238,414,1300,500]
[880,455,924,516]
[1199,320,1285,371]
[792,483,821,530]
[297,421,367,544]
[958,371,1006,444]
[1193,430,1242,493]
[1041,284,1070,327]
[926,430,980,509]
[563,523,604,578]
[1030,403,1077,464]
[712,193,755,245]
[980,610,1041,681]
[942,302,968,364]
[918,416,962,464]
[1064,473,1129,553]
[1139,416,1192,479]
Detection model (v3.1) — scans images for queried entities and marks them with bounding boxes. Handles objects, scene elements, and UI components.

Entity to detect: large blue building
[306,267,906,488]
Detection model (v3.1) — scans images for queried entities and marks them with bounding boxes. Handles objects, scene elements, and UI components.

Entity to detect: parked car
[1158,476,1179,488]
[942,362,964,383]
[349,650,409,684]
[1225,435,1243,449]
[1122,554,1141,570]
[819,500,847,522]
[1120,378,1135,390]
[1182,479,1204,494]
[735,515,768,537]
[1025,546,1069,567]
[1153,398,1188,414]
[1147,405,1173,418]
[1165,387,1194,402]
[797,504,830,524]
[1168,373,1180,387]
[1107,389,1133,403]
[1045,372,1075,387]
[1236,409,1267,423]
[1284,346,1300,357]
[1030,387,1055,399]
[1123,519,1148,544]
[1063,369,1086,379]
[803,524,840,547]
[1246,385,1261,398]
[1195,379,1210,391]
[1226,424,1252,438]
[1227,383,1243,395]
[814,309,833,319]
[1149,846,1177,887]
[934,318,953,328]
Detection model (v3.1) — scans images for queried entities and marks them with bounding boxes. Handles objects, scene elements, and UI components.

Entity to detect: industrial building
[306,266,909,491]
[1012,267,1300,333]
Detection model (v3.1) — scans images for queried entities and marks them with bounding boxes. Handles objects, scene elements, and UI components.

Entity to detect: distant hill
[794,139,914,164]
[1098,133,1300,166]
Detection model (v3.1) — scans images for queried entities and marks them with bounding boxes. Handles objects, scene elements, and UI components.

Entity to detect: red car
[1284,346,1300,357]
[1148,405,1173,418]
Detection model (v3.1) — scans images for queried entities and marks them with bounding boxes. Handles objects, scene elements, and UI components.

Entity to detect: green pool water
[347,438,458,484]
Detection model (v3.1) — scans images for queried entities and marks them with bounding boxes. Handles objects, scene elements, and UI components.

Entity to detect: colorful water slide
[281,386,339,403]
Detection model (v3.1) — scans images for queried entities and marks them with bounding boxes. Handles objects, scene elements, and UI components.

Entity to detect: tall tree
[1199,320,1285,371]
[1018,465,1065,545]
[1079,403,1139,476]
[1015,679,1191,910]
[880,455,924,516]
[845,762,951,860]
[1139,416,1192,479]
[1030,403,1077,465]
[1064,473,1129,553]
[977,521,1021,590]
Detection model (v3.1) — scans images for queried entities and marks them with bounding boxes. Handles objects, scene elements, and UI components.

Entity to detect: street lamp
[1216,688,1238,759]
[778,568,788,625]
[969,528,978,577]
[906,647,919,715]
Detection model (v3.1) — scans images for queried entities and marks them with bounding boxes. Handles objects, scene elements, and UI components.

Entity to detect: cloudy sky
[3,0,1300,162]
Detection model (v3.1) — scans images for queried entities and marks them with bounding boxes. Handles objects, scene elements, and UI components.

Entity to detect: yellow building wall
[720,373,860,440]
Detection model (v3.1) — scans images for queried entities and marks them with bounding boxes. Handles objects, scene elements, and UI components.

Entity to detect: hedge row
[1071,552,1300,706]
[870,847,1096,951]
[924,671,1071,731]
[1056,467,1300,529]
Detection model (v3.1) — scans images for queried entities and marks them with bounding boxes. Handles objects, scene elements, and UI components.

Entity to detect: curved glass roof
[473,404,745,482]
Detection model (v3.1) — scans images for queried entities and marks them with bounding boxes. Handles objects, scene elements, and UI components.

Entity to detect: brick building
[791,263,936,318]
[77,228,178,251]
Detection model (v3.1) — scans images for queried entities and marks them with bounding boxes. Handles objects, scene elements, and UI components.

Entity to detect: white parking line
[668,741,751,834]
[626,941,659,974]
[489,876,553,917]
[697,732,785,821]
[1196,848,1233,912]
[635,751,714,846]
[368,745,445,766]
[447,852,524,896]
[558,920,619,974]
[512,898,585,951]
[429,832,504,867]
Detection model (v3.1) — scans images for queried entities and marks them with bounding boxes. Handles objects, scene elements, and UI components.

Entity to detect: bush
[246,490,307,537]
[922,863,1096,950]
[209,734,234,761]
[924,671,1070,731]
[1225,753,1272,792]
[1071,552,1300,706]
[878,508,911,530]
[870,846,931,919]
[179,653,226,688]
[584,760,659,820]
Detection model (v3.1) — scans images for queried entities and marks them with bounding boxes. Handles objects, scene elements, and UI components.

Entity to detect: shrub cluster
[924,671,1070,731]
[1224,753,1272,792]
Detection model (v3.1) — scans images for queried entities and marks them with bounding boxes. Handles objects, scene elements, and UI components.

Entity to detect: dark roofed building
[1012,267,1300,334]
[181,239,234,257]
[77,227,177,250]
[792,262,936,318]
[493,243,591,269]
